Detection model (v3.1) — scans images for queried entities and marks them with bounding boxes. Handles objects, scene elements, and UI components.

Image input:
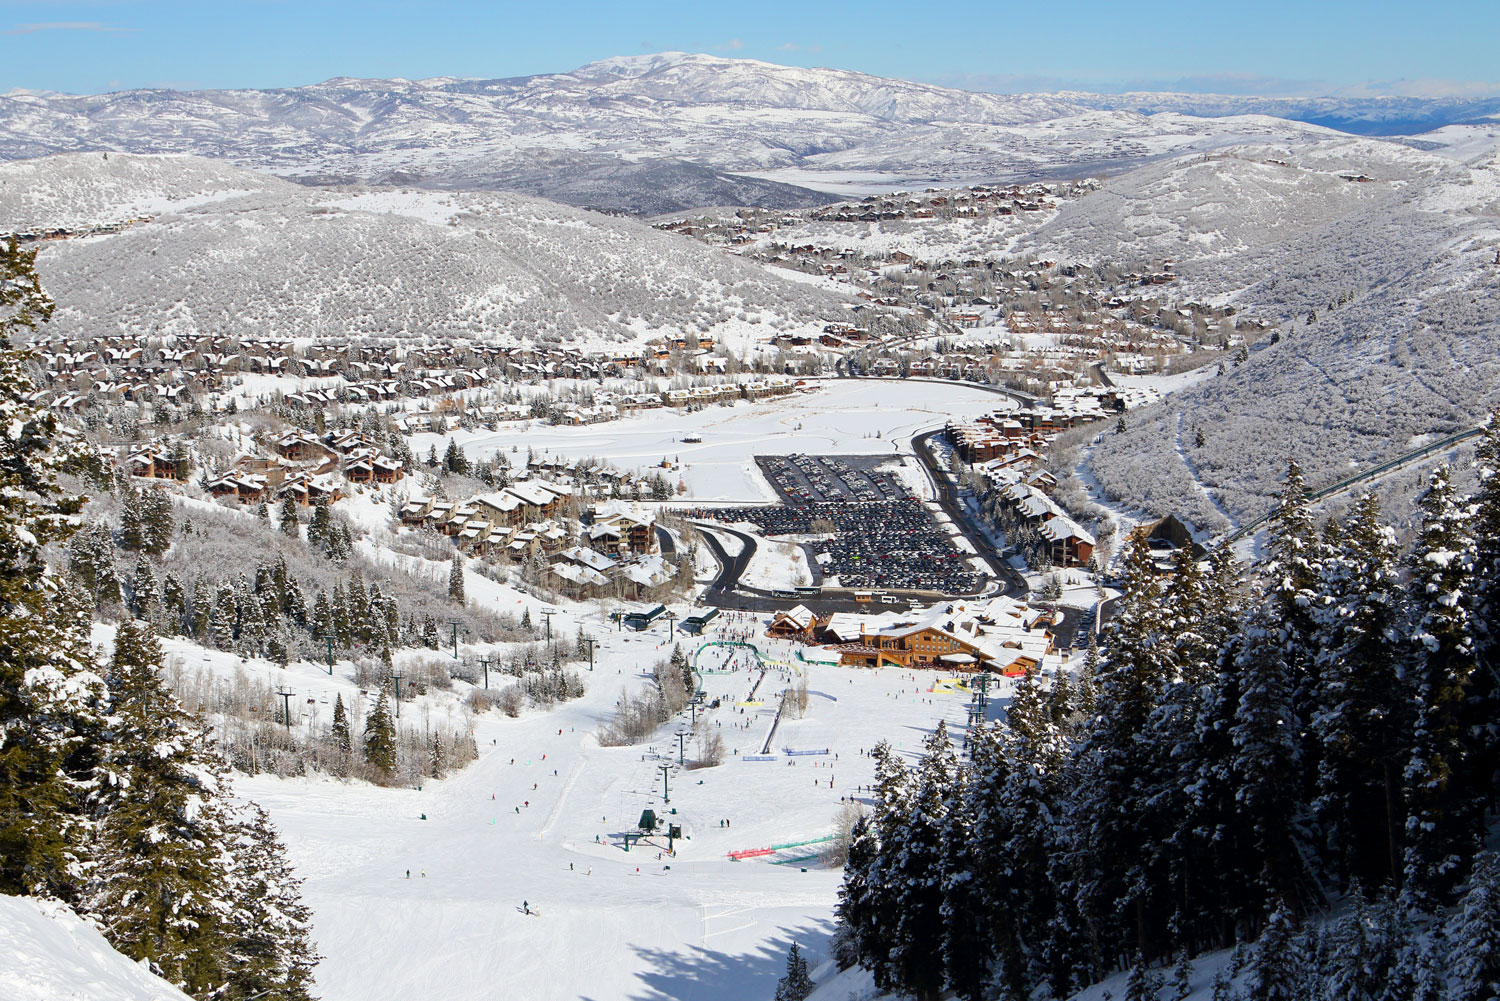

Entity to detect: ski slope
[237,610,1000,1001]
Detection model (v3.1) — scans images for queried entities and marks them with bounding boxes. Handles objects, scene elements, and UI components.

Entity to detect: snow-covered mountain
[10,153,852,347]
[0,52,1383,213]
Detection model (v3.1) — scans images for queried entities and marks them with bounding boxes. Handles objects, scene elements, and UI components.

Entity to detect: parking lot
[754,454,910,505]
[686,453,988,594]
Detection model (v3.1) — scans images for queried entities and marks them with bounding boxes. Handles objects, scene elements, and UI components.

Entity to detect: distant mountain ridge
[5,51,1472,213]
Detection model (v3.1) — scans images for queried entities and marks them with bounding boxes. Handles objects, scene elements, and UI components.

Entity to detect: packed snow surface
[0,895,194,1001]
[238,612,999,1001]
[423,380,1014,501]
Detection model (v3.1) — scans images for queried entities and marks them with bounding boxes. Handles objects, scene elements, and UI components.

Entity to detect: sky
[2,0,1498,98]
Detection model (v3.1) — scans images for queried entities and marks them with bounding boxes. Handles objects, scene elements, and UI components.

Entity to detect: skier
[523,900,530,915]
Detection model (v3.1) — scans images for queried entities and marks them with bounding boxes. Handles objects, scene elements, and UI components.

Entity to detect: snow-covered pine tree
[119,488,148,552]
[140,489,174,556]
[130,552,158,619]
[1447,850,1500,1001]
[161,572,186,632]
[449,550,465,602]
[938,725,991,1001]
[1071,531,1171,961]
[87,619,236,996]
[883,722,958,1001]
[1321,887,1404,1001]
[1244,904,1304,1001]
[0,282,105,896]
[1227,598,1310,918]
[331,694,352,757]
[279,494,300,537]
[224,802,320,1001]
[773,941,814,1001]
[1123,955,1165,1001]
[837,740,910,987]
[1403,466,1482,898]
[1463,412,1500,838]
[364,690,397,777]
[211,581,238,649]
[68,523,121,608]
[1311,494,1409,888]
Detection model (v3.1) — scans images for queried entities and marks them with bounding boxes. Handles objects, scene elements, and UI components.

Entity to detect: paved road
[691,522,933,614]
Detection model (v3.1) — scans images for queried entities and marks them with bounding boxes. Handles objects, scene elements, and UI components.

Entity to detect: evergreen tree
[1463,413,1500,841]
[1245,905,1303,1001]
[223,803,320,1001]
[1311,494,1409,887]
[443,437,470,475]
[119,488,148,552]
[87,620,235,996]
[774,941,815,1001]
[1072,533,1171,961]
[121,488,174,556]
[330,694,352,758]
[838,741,911,989]
[0,285,103,896]
[1228,605,1310,915]
[69,522,121,608]
[884,722,958,1001]
[307,497,332,551]
[363,690,397,777]
[161,572,186,632]
[1123,956,1165,1001]
[278,494,300,537]
[130,552,159,619]
[449,550,466,603]
[1403,467,1482,898]
[1448,851,1500,1001]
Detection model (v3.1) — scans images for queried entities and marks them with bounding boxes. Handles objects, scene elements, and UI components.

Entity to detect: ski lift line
[1220,425,1486,545]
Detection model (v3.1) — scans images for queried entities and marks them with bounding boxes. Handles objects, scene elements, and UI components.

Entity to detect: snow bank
[0,895,193,1001]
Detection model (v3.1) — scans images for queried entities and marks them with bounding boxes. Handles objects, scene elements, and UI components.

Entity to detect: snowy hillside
[0,53,1376,212]
[16,153,853,347]
[1053,140,1500,531]
[0,896,194,1001]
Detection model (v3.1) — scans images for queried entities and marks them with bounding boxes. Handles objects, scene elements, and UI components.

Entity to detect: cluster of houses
[763,595,1061,674]
[400,488,677,599]
[804,183,1060,224]
[123,425,407,508]
[24,325,750,418]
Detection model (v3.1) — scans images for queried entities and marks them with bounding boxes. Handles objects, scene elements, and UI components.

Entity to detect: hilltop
[11,153,852,349]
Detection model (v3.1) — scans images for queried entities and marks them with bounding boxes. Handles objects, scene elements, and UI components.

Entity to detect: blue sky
[2,0,1497,97]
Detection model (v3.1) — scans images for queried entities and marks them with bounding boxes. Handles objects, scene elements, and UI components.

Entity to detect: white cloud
[714,38,743,51]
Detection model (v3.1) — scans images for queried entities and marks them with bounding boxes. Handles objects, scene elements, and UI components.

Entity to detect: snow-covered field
[420,380,1009,501]
[230,604,997,1001]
